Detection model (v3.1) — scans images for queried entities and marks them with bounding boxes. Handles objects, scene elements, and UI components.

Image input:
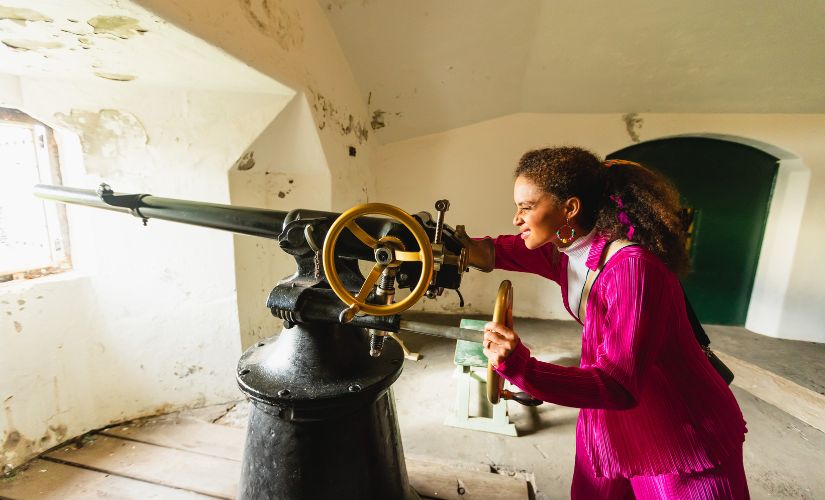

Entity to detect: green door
[608,138,778,325]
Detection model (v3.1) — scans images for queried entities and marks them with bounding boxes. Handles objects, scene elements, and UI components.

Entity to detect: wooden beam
[717,350,825,433]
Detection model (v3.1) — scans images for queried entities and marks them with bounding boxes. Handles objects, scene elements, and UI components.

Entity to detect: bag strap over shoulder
[577,239,636,323]
[576,240,735,385]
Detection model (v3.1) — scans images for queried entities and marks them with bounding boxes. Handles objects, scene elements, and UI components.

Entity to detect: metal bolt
[374,247,393,265]
[348,384,362,392]
[369,332,386,357]
[277,389,291,397]
[96,183,113,198]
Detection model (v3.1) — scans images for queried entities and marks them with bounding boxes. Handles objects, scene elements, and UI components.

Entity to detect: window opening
[0,108,71,282]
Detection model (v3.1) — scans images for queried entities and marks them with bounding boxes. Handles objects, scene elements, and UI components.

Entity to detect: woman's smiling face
[512,175,568,249]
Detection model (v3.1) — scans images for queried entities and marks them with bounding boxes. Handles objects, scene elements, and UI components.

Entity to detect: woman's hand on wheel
[483,321,520,368]
[454,225,495,272]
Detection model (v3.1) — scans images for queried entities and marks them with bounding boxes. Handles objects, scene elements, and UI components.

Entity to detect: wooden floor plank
[44,436,239,499]
[406,458,527,500]
[102,418,527,499]
[103,416,244,461]
[0,459,210,500]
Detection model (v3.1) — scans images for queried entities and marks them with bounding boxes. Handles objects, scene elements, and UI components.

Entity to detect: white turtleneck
[558,228,596,321]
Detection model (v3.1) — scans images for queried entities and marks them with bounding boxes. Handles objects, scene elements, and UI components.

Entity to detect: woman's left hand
[483,321,520,368]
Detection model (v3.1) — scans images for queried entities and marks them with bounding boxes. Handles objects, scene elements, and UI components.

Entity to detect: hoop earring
[555,219,576,244]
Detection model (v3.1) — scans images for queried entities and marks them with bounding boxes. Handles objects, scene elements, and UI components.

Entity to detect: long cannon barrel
[36,183,467,323]
[34,184,289,239]
[34,184,432,265]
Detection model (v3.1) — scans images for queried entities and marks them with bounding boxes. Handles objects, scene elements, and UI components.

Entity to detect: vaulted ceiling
[320,0,825,143]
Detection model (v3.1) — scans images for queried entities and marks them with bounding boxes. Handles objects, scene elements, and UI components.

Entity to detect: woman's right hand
[454,225,495,272]
[483,321,520,368]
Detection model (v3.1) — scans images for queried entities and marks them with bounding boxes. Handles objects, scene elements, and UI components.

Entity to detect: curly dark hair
[515,146,690,275]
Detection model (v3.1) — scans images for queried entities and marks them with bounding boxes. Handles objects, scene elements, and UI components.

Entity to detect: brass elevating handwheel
[487,280,513,405]
[486,281,542,407]
[323,203,434,319]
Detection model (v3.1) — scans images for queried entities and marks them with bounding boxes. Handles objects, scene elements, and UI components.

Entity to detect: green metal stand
[443,319,517,436]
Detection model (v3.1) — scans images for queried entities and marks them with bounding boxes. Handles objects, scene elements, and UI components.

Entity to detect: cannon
[34,183,535,499]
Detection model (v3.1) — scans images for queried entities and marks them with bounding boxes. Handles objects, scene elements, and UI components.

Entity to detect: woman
[464,146,749,499]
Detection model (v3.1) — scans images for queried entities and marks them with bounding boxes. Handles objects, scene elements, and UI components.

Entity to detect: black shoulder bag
[682,288,734,385]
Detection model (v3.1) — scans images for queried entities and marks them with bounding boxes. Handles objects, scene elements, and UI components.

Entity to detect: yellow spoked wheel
[487,280,513,405]
[322,203,434,320]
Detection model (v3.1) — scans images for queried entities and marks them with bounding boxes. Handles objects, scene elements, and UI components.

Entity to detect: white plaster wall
[374,113,825,343]
[229,93,332,350]
[133,0,379,210]
[0,74,290,468]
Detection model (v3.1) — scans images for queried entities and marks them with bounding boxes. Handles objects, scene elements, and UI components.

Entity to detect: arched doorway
[608,137,778,325]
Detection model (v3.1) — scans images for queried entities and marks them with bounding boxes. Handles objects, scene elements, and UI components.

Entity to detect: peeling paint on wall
[174,364,203,378]
[87,16,146,39]
[0,6,53,24]
[2,431,20,451]
[234,151,256,171]
[320,0,368,11]
[622,112,644,143]
[54,109,149,176]
[276,182,292,199]
[353,121,368,143]
[93,71,136,82]
[60,26,90,37]
[371,110,386,130]
[48,424,67,442]
[0,404,35,466]
[239,0,304,51]
[259,173,295,200]
[367,91,401,132]
[13,321,21,333]
[307,87,370,144]
[1,39,63,51]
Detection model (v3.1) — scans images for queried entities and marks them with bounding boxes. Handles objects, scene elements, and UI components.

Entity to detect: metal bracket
[96,183,150,226]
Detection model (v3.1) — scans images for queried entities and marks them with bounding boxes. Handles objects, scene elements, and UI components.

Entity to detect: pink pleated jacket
[491,233,747,478]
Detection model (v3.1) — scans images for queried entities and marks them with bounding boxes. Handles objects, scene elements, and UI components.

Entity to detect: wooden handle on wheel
[487,280,513,405]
